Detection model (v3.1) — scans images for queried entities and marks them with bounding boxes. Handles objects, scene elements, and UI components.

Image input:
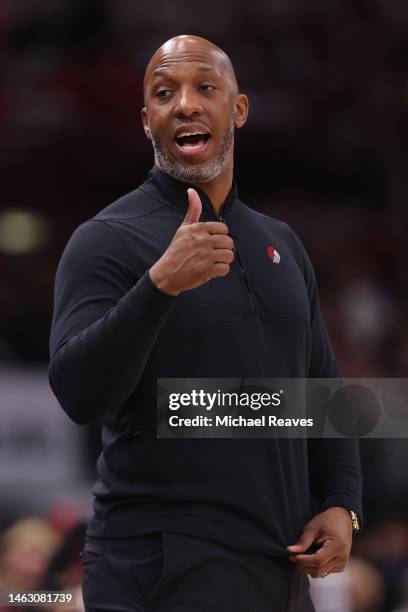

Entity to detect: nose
[173,86,203,118]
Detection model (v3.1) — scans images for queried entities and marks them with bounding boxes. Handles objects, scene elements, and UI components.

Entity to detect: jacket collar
[143,165,240,221]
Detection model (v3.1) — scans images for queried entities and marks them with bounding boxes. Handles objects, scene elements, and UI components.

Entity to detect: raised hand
[149,188,234,296]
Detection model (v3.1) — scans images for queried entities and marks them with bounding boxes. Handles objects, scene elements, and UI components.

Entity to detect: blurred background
[0,0,407,610]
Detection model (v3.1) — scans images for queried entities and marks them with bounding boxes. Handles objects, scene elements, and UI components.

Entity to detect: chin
[153,137,231,184]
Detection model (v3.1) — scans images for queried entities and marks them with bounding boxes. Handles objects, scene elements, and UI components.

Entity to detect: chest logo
[267,245,281,264]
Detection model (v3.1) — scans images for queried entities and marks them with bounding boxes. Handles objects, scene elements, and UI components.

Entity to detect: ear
[233,93,249,129]
[141,107,151,140]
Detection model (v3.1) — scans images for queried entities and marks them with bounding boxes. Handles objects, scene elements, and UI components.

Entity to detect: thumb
[182,188,202,225]
[287,526,319,554]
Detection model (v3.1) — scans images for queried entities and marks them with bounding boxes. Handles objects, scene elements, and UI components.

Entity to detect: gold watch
[349,510,360,534]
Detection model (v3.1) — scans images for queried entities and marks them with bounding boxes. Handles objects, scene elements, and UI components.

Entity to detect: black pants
[82,532,315,612]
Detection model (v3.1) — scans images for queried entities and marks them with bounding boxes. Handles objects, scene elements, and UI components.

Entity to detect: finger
[287,527,319,554]
[211,262,230,278]
[290,553,337,574]
[212,249,234,264]
[209,235,234,250]
[183,189,202,225]
[289,545,337,571]
[202,221,229,235]
[308,559,344,579]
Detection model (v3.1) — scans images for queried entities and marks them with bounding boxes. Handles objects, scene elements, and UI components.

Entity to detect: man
[49,35,362,611]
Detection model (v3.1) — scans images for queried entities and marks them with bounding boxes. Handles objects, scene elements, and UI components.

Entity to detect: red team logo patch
[267,245,281,264]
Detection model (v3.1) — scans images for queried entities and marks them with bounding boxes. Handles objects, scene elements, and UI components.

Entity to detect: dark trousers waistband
[82,532,315,612]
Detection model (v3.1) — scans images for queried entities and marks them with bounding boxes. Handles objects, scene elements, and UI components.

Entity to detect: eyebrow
[151,66,215,79]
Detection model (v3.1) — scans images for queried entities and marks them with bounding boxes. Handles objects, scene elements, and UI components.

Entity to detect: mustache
[172,118,212,131]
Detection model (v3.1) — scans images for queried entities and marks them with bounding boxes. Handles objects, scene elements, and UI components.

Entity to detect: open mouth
[175,132,211,151]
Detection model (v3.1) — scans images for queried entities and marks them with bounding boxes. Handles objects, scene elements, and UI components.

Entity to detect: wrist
[149,264,180,297]
[324,506,360,534]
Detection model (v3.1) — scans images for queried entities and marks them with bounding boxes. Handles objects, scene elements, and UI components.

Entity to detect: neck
[193,161,234,216]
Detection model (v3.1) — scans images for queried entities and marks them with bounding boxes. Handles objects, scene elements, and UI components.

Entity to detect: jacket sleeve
[286,225,363,521]
[49,219,177,425]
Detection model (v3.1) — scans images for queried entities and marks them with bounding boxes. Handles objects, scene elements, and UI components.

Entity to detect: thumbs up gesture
[182,187,202,225]
[149,188,234,296]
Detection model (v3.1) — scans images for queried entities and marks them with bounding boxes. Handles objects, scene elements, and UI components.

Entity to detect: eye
[156,88,172,99]
[199,84,216,92]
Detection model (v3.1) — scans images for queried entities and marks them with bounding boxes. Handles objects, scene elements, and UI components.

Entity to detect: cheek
[151,123,173,146]
[147,107,172,134]
[209,101,234,133]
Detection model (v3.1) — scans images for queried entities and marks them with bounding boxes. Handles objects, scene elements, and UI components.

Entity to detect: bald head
[143,35,239,102]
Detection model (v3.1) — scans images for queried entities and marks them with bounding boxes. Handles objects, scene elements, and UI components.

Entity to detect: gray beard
[151,119,234,183]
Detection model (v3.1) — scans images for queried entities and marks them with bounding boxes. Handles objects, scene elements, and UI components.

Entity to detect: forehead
[145,47,228,87]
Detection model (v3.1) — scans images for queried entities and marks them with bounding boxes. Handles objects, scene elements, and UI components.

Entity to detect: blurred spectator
[348,557,385,612]
[40,521,85,593]
[392,569,408,611]
[0,518,60,606]
[310,569,353,611]
[310,557,386,612]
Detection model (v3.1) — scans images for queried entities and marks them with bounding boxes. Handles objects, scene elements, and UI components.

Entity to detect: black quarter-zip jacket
[49,166,362,556]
